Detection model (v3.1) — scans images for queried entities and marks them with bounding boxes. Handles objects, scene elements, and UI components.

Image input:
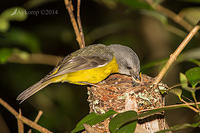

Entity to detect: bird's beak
[130,71,141,83]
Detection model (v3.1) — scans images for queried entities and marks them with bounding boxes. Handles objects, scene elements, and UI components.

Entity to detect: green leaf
[105,103,200,133]
[0,48,13,64]
[180,73,188,89]
[156,121,200,133]
[169,88,182,99]
[117,121,137,133]
[12,49,30,60]
[116,0,152,10]
[72,110,116,133]
[189,59,200,66]
[179,8,200,25]
[109,111,137,133]
[185,67,200,88]
[0,18,9,32]
[1,7,27,21]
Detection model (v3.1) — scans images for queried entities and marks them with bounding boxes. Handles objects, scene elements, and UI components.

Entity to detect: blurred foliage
[115,0,151,10]
[182,0,200,3]
[0,28,41,52]
[0,48,12,63]
[180,8,200,25]
[0,7,27,32]
[0,0,200,133]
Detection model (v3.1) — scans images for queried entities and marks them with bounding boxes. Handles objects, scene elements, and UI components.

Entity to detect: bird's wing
[45,44,113,80]
[46,55,111,79]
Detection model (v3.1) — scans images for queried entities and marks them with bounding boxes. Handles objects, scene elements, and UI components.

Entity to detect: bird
[17,44,140,103]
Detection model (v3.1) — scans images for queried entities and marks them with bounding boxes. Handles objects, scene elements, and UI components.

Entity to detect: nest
[86,74,168,133]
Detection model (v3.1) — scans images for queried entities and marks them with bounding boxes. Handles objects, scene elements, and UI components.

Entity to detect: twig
[139,102,200,113]
[154,23,200,85]
[180,98,199,113]
[168,84,182,90]
[145,0,193,31]
[64,0,85,48]
[28,110,43,133]
[77,0,85,47]
[182,95,193,103]
[34,110,43,123]
[0,98,52,133]
[17,109,24,133]
[8,53,62,66]
[191,92,199,110]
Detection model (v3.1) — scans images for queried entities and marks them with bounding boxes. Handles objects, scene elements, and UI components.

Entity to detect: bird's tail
[17,79,52,104]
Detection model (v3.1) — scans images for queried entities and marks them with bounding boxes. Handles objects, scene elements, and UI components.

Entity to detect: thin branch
[191,92,199,110]
[179,98,199,113]
[34,110,43,123]
[166,85,199,112]
[8,53,62,66]
[0,98,52,133]
[17,109,24,133]
[145,0,193,31]
[139,102,200,113]
[154,23,200,85]
[77,0,85,47]
[28,110,43,133]
[182,95,193,103]
[64,0,85,48]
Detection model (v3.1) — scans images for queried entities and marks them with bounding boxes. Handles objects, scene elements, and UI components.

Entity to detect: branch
[8,53,62,66]
[0,98,52,133]
[64,0,85,48]
[180,98,199,113]
[154,23,200,85]
[145,0,193,32]
[28,110,43,133]
[17,109,24,133]
[139,101,200,113]
[77,0,85,47]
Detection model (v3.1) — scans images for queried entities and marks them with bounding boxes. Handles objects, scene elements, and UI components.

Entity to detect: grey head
[108,44,140,81]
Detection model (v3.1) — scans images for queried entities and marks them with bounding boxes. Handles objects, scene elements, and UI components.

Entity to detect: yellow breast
[53,57,119,85]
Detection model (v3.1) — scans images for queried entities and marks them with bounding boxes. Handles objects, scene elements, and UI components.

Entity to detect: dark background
[0,0,200,132]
